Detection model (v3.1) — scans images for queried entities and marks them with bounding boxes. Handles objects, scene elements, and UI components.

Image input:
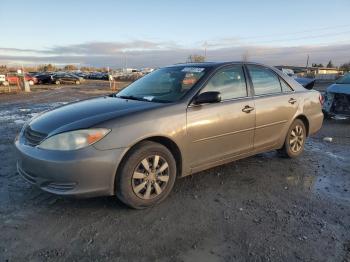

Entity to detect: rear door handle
[288,98,297,104]
[242,105,254,113]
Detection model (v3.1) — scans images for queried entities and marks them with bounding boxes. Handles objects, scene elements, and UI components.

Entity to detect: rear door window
[247,65,282,96]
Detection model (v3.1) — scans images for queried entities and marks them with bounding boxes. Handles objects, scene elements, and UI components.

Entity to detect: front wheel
[116,141,176,209]
[278,119,306,158]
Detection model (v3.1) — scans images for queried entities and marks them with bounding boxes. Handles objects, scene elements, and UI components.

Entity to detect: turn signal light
[319,94,324,106]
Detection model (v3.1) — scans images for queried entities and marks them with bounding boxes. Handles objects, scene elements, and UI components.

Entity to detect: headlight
[38,128,110,151]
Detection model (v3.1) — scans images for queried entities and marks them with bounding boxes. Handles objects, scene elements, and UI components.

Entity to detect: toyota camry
[15,62,323,208]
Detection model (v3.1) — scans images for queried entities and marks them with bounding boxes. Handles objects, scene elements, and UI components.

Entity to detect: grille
[24,126,47,146]
[17,163,37,184]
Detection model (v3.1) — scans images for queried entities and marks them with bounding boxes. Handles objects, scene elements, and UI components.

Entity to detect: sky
[1,0,350,68]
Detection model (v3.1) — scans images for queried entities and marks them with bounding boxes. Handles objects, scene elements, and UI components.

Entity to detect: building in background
[275,65,343,80]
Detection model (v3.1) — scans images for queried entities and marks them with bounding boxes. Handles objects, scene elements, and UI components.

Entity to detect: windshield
[336,74,350,84]
[116,66,206,103]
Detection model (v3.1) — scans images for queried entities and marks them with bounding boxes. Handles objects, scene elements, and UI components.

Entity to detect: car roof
[165,61,275,69]
[166,61,236,69]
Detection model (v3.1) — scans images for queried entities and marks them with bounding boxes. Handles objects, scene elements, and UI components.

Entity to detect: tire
[55,80,60,85]
[116,141,177,209]
[278,119,306,158]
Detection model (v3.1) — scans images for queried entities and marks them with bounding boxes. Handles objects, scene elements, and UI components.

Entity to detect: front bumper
[15,140,126,197]
[323,92,350,117]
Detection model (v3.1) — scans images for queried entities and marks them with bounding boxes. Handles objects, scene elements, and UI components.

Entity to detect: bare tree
[187,54,206,63]
[326,60,334,68]
[0,65,7,73]
[37,64,57,72]
[63,64,78,71]
[339,62,350,72]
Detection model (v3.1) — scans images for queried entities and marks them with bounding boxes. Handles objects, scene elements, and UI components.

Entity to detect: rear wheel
[116,141,176,209]
[278,119,306,158]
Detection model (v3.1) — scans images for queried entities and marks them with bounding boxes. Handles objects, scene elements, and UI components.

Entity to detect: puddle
[286,140,350,202]
[0,102,69,126]
[305,139,348,161]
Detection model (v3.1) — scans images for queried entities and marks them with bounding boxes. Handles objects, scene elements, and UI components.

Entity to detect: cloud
[0,40,181,56]
[0,40,349,67]
[46,40,180,55]
[0,47,38,53]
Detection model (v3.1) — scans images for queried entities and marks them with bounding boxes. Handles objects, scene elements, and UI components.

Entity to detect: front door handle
[288,98,297,104]
[242,105,254,113]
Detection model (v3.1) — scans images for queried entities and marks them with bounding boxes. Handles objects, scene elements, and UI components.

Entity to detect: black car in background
[35,73,54,84]
[36,73,81,85]
[87,72,110,80]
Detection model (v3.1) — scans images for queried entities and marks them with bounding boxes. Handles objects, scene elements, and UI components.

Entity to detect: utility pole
[22,64,30,92]
[306,54,310,75]
[124,52,127,70]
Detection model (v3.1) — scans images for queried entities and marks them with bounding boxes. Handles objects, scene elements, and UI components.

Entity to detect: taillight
[319,94,324,105]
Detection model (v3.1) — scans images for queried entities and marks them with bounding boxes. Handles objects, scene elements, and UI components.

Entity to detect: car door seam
[192,127,255,143]
[255,120,287,130]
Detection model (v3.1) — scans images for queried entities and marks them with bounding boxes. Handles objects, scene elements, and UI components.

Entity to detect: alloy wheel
[131,155,170,200]
[289,124,304,153]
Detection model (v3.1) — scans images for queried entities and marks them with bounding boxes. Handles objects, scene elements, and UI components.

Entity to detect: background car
[71,72,88,80]
[0,74,9,86]
[323,73,350,118]
[52,73,81,85]
[35,73,55,84]
[87,72,110,80]
[6,73,37,85]
[35,72,81,85]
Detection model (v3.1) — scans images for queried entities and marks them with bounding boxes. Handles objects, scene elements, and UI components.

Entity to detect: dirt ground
[0,81,349,262]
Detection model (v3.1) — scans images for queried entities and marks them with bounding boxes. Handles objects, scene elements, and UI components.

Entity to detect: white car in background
[0,74,9,86]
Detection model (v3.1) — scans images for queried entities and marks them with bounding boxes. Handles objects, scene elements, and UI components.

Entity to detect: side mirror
[193,91,221,105]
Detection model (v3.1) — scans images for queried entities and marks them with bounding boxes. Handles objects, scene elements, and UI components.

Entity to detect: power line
[244,30,350,44]
[236,24,350,40]
[206,25,350,47]
[246,45,350,58]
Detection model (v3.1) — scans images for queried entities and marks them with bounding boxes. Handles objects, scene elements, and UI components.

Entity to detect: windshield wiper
[116,95,148,102]
[115,95,171,103]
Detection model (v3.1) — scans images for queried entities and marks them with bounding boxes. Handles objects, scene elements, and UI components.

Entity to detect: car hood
[29,96,164,136]
[327,83,350,95]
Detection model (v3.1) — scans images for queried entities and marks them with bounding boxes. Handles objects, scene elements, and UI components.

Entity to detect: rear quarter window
[280,78,293,92]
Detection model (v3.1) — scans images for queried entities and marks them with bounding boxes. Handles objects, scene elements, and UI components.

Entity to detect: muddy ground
[0,81,349,261]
